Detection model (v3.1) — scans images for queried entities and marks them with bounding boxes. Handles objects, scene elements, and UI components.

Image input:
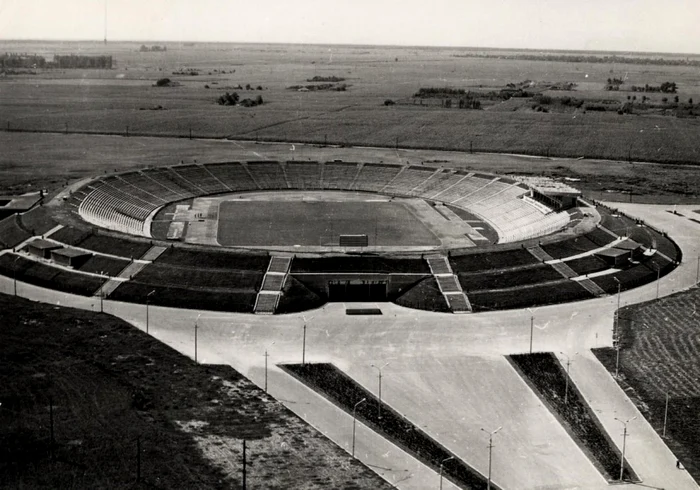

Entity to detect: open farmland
[1,41,700,178]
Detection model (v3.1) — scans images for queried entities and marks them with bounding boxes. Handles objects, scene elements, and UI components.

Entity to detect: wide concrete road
[3,203,699,489]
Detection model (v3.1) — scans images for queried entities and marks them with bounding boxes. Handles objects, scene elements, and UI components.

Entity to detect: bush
[384,99,395,106]
[154,78,171,87]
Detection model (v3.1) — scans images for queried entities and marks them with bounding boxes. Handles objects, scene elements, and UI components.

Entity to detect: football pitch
[216,200,439,247]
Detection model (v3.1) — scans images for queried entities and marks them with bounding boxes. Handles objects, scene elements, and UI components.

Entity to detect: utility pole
[302,323,306,366]
[614,278,622,378]
[49,395,55,462]
[439,456,454,490]
[352,398,366,457]
[560,352,577,405]
[146,289,155,333]
[480,426,502,490]
[242,440,247,490]
[663,393,669,437]
[529,315,534,354]
[371,362,390,419]
[264,349,271,393]
[136,436,141,482]
[194,313,201,363]
[614,416,636,481]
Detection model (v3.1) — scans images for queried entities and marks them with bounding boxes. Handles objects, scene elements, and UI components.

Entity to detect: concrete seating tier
[321,162,360,189]
[171,165,231,194]
[284,162,323,189]
[204,162,259,190]
[246,162,289,189]
[352,164,403,192]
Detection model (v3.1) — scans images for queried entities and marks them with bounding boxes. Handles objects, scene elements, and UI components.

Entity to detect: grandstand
[69,162,572,245]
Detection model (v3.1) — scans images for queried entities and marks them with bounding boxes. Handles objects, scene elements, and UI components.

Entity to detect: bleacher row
[74,162,568,243]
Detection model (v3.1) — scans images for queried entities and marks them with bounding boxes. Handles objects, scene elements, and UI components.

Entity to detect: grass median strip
[281,362,499,490]
[508,353,638,482]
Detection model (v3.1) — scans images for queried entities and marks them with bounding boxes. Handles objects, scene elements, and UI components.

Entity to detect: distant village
[0,53,113,69]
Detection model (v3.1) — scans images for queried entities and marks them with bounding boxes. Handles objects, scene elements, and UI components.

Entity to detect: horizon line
[1,38,699,57]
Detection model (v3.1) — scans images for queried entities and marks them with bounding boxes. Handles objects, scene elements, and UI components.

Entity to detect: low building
[51,248,92,268]
[26,239,61,259]
[613,239,644,261]
[595,247,630,267]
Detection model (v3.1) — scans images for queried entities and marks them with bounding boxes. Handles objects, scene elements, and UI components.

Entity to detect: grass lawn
[593,287,700,481]
[0,293,392,489]
[217,200,439,247]
[509,353,637,482]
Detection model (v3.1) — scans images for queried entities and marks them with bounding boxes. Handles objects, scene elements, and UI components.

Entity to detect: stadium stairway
[527,245,606,297]
[96,245,167,298]
[426,255,472,313]
[254,255,292,314]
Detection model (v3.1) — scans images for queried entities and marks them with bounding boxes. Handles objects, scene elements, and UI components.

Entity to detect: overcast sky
[1,0,698,54]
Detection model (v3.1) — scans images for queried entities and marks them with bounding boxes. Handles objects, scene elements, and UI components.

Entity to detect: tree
[255,95,264,105]
[689,98,694,104]
[674,95,679,103]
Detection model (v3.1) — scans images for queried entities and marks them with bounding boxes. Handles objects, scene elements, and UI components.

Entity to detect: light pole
[439,456,454,490]
[614,416,636,482]
[264,342,275,393]
[480,426,502,490]
[559,352,577,405]
[302,323,306,366]
[696,256,699,284]
[301,315,313,367]
[526,307,537,354]
[662,392,669,438]
[194,313,201,363]
[371,362,390,419]
[146,289,155,333]
[13,255,20,296]
[351,398,366,457]
[613,277,621,378]
[655,265,661,299]
[95,270,108,313]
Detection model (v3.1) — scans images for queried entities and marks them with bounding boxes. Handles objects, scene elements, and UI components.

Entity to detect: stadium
[2,152,696,489]
[0,160,679,316]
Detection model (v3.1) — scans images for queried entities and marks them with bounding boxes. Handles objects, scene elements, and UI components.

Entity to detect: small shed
[51,248,92,268]
[26,239,61,259]
[614,239,643,261]
[595,247,630,267]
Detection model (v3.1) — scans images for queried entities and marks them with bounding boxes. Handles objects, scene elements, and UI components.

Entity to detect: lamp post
[13,255,20,296]
[656,265,661,299]
[559,352,577,405]
[480,426,502,490]
[371,362,390,419]
[146,289,155,333]
[613,277,621,378]
[439,456,454,490]
[194,313,201,363]
[301,315,313,367]
[264,342,275,393]
[526,307,537,354]
[351,398,366,457]
[614,416,636,482]
[96,270,108,313]
[662,392,669,438]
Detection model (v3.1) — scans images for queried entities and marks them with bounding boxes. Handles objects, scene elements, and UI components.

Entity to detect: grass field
[593,287,700,481]
[0,293,391,489]
[216,200,439,246]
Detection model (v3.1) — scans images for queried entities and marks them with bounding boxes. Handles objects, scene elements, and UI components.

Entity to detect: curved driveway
[2,202,699,489]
